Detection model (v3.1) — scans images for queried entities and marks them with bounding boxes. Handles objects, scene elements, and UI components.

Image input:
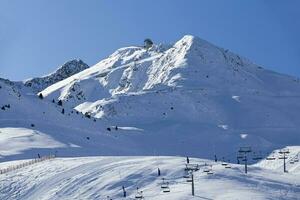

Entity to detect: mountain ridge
[23,59,89,93]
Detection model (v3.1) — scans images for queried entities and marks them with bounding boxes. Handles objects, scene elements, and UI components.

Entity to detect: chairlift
[225,164,232,169]
[135,192,143,199]
[253,156,262,160]
[207,171,214,175]
[266,155,276,160]
[135,188,143,199]
[279,156,288,160]
[294,158,299,162]
[279,149,290,154]
[161,178,169,189]
[290,160,294,164]
[252,151,263,161]
[203,167,210,173]
[185,163,199,171]
[222,162,228,166]
[186,176,193,182]
[237,153,244,159]
[163,186,170,193]
[183,174,190,178]
[239,147,252,153]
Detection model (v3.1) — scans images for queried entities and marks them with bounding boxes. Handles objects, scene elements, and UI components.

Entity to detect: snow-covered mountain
[1,35,300,162]
[1,35,300,200]
[24,59,89,93]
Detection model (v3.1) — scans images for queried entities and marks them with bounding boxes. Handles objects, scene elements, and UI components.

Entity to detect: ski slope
[0,156,299,200]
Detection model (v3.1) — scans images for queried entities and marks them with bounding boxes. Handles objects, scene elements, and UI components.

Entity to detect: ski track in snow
[0,156,299,200]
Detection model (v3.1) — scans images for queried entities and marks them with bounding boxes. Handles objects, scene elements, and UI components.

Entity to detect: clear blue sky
[0,0,299,80]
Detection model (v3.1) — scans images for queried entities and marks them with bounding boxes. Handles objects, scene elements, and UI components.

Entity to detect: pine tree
[57,100,63,106]
[85,112,91,118]
[38,93,44,99]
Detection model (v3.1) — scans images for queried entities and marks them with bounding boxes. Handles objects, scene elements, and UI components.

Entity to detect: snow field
[0,156,299,200]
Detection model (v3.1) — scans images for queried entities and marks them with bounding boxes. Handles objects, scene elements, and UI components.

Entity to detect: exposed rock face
[24,59,89,93]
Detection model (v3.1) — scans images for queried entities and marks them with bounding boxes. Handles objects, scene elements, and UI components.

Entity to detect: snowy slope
[0,156,299,200]
[0,78,132,161]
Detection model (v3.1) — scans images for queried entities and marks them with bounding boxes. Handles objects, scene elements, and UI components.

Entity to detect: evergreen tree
[85,112,91,118]
[38,93,43,99]
[57,100,63,106]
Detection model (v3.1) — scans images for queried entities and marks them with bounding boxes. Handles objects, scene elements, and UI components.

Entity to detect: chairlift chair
[290,160,294,164]
[186,176,193,182]
[161,178,169,189]
[239,147,252,153]
[294,158,299,162]
[203,166,210,173]
[183,174,190,178]
[221,162,228,166]
[207,171,214,175]
[135,188,143,199]
[185,163,199,171]
[252,151,263,160]
[279,149,290,154]
[237,154,244,159]
[135,192,143,199]
[225,164,232,169]
[266,155,276,160]
[279,156,288,160]
[163,186,170,193]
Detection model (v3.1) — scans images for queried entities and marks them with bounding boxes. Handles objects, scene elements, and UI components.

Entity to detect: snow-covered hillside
[0,156,299,200]
[1,35,300,162]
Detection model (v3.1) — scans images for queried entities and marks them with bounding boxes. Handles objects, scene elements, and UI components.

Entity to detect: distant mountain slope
[40,35,300,154]
[1,35,300,162]
[24,59,89,93]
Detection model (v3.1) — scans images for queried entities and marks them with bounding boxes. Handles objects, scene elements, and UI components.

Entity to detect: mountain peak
[24,59,89,93]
